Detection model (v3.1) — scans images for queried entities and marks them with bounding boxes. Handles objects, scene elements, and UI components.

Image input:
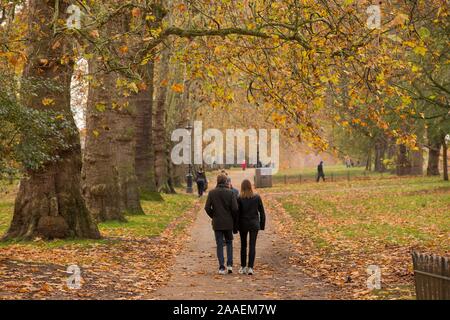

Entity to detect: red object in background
[242,160,247,171]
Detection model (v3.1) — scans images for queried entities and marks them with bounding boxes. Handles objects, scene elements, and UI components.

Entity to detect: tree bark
[82,13,143,220]
[396,144,412,176]
[4,1,100,240]
[134,61,157,192]
[410,148,424,175]
[82,60,125,221]
[374,139,386,172]
[153,47,172,192]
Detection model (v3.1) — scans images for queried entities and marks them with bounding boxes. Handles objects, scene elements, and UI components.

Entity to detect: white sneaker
[218,268,226,275]
[227,266,233,274]
[247,268,254,275]
[239,267,247,274]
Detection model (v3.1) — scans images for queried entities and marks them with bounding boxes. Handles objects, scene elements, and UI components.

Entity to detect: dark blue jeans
[214,230,233,269]
[197,180,205,196]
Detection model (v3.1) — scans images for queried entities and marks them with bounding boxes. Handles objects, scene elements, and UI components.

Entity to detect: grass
[274,164,394,180]
[99,192,196,238]
[265,176,449,299]
[0,183,197,247]
[276,177,449,250]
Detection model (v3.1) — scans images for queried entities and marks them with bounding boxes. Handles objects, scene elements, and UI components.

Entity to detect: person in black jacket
[237,179,266,275]
[195,167,208,197]
[317,161,325,182]
[205,174,239,274]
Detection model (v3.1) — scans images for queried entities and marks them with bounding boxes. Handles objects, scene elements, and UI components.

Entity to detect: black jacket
[195,171,207,182]
[237,195,266,231]
[205,184,239,231]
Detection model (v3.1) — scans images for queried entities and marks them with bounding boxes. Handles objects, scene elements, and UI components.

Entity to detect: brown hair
[240,179,254,199]
[217,174,228,185]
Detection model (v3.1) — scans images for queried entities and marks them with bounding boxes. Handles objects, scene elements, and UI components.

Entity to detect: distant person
[317,161,325,182]
[205,174,239,275]
[195,167,207,197]
[227,177,239,198]
[242,160,247,171]
[237,179,266,275]
[345,155,351,168]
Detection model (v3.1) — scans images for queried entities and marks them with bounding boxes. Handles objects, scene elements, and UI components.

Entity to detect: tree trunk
[396,144,411,176]
[442,135,448,181]
[427,140,441,176]
[374,139,386,172]
[134,61,157,192]
[153,47,171,192]
[82,13,143,220]
[82,60,125,221]
[366,149,372,171]
[4,1,100,240]
[410,148,424,175]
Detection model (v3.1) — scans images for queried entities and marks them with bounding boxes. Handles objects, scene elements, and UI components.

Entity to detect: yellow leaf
[171,83,184,93]
[413,46,427,56]
[42,98,55,106]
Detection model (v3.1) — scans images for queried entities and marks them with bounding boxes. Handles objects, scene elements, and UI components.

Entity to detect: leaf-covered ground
[0,183,199,299]
[262,177,449,300]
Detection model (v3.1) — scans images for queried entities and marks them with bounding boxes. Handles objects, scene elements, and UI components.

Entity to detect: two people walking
[205,173,266,275]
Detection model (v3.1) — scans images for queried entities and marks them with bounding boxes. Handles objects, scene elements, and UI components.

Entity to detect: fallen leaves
[0,199,202,300]
[263,178,449,300]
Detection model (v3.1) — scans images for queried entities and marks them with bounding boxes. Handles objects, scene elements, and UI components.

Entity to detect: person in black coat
[317,161,325,182]
[205,174,239,274]
[195,167,208,197]
[237,179,266,275]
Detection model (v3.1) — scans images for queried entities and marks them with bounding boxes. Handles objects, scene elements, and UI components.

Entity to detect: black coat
[205,184,239,231]
[237,195,266,231]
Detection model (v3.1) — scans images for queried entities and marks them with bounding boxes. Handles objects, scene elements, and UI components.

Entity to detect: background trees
[0,0,448,239]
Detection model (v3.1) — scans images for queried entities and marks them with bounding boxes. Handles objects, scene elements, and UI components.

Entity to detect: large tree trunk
[396,144,412,176]
[427,140,441,176]
[374,138,386,172]
[134,62,157,192]
[153,47,172,192]
[82,13,143,220]
[4,1,100,240]
[113,102,144,214]
[410,148,424,175]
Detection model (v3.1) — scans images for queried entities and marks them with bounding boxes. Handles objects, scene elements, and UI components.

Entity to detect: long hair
[240,179,254,198]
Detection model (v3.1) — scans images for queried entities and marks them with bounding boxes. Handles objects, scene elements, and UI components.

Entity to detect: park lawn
[0,183,198,299]
[99,192,196,238]
[274,164,394,181]
[0,186,197,244]
[265,177,449,299]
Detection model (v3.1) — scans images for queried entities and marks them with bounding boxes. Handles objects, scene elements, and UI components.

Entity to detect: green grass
[99,192,196,238]
[274,164,394,180]
[270,176,449,299]
[276,177,450,249]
